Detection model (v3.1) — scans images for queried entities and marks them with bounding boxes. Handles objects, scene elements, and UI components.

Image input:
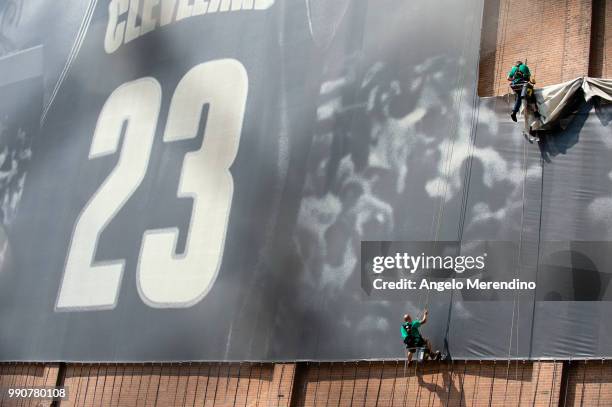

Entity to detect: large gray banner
[0,0,611,362]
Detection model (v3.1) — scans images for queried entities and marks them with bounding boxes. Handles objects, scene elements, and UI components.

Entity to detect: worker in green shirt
[507,60,532,122]
[401,309,441,362]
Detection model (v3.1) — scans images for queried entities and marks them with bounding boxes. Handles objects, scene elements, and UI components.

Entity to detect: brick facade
[589,0,612,77]
[5,361,612,406]
[478,0,608,97]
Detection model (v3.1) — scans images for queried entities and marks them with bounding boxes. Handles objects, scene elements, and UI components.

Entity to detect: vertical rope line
[427,360,442,407]
[336,362,346,407]
[596,360,604,407]
[20,363,29,407]
[41,363,51,401]
[153,363,164,407]
[183,362,193,407]
[528,154,546,359]
[517,361,527,406]
[457,73,481,244]
[374,361,384,407]
[471,361,482,407]
[134,363,144,407]
[362,361,373,407]
[200,363,213,407]
[191,363,202,407]
[73,364,84,407]
[211,362,222,407]
[90,363,101,407]
[531,361,543,407]
[432,0,475,243]
[457,361,467,407]
[84,363,94,407]
[20,363,32,407]
[324,362,334,407]
[503,327,514,406]
[349,362,358,407]
[562,361,571,407]
[579,360,587,407]
[224,362,233,406]
[402,359,411,407]
[0,363,6,406]
[487,361,497,407]
[74,363,84,406]
[231,362,242,407]
[12,363,22,404]
[19,362,33,407]
[504,137,529,405]
[0,363,16,406]
[442,361,453,407]
[10,363,22,407]
[27,363,38,407]
[25,363,39,407]
[11,363,21,407]
[116,364,128,407]
[273,364,285,407]
[242,363,253,407]
[414,360,422,407]
[98,363,110,407]
[390,361,399,407]
[109,364,119,407]
[171,363,181,407]
[128,364,136,407]
[312,362,322,406]
[548,361,558,407]
[141,363,152,407]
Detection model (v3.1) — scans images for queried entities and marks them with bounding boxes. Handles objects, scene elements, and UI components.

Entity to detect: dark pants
[512,81,529,113]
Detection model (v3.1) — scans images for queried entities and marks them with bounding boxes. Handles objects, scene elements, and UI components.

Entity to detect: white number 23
[56,59,248,310]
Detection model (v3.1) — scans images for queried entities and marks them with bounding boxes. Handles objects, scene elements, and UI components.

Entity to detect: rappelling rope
[503,133,529,404]
[424,0,479,337]
[390,360,399,406]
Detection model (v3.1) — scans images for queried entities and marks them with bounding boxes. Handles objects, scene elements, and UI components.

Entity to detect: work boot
[433,351,442,361]
[510,112,517,122]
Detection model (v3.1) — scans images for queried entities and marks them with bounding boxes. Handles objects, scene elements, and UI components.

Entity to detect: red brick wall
[59,363,275,407]
[0,363,59,407]
[479,0,594,96]
[5,361,612,406]
[589,0,612,77]
[560,360,612,407]
[291,361,561,407]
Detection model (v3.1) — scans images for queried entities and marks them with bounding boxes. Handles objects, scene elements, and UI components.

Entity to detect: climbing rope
[390,360,399,406]
[374,360,384,407]
[597,359,604,407]
[254,363,264,407]
[471,361,482,407]
[402,359,411,407]
[324,363,334,407]
[349,362,358,407]
[312,361,322,405]
[362,361,372,407]
[336,362,346,407]
[487,361,497,407]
